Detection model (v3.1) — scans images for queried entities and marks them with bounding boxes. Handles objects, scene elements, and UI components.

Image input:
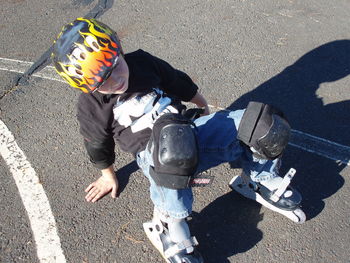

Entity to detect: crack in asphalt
[84,0,115,19]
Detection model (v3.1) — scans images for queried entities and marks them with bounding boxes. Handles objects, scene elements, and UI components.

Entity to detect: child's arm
[84,165,119,202]
[189,91,210,116]
[82,138,120,202]
[77,94,120,202]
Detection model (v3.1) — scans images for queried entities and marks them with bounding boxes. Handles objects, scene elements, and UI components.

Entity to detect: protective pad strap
[150,166,192,189]
[237,102,264,144]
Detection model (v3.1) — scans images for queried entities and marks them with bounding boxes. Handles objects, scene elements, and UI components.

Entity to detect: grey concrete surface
[0,0,349,262]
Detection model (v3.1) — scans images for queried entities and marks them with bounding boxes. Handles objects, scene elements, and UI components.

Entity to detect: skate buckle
[164,236,199,258]
[270,168,296,202]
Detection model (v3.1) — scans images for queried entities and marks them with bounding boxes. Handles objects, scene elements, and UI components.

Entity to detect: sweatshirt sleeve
[83,138,115,170]
[77,93,116,170]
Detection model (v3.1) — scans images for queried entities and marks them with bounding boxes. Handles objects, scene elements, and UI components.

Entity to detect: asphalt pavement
[0,0,349,262]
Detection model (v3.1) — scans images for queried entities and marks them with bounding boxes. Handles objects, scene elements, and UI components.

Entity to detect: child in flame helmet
[52,18,305,263]
[52,17,209,263]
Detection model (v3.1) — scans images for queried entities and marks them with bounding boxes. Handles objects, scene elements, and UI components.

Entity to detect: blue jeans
[136,110,281,219]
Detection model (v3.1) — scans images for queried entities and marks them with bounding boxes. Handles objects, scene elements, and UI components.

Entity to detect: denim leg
[136,109,281,218]
[194,110,245,173]
[240,147,282,182]
[137,149,193,219]
[195,110,282,182]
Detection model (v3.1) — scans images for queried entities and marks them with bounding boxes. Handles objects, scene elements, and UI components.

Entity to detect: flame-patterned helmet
[51,17,122,93]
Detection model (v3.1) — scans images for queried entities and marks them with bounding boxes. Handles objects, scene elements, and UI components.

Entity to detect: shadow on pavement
[116,160,139,196]
[190,192,263,263]
[227,40,349,221]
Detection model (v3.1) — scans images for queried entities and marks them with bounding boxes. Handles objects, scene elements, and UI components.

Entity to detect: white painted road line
[0,57,64,83]
[290,129,350,165]
[0,119,66,263]
[1,56,350,165]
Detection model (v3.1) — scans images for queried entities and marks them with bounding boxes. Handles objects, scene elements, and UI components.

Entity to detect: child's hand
[190,91,210,116]
[201,105,210,116]
[85,167,119,202]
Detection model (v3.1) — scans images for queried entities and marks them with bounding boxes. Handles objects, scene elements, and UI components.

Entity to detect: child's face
[97,55,129,94]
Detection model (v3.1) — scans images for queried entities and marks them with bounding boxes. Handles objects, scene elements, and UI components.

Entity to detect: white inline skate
[143,217,203,263]
[229,168,306,223]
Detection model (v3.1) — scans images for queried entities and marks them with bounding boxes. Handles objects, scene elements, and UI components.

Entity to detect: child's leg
[136,110,247,262]
[194,109,305,223]
[193,110,246,173]
[137,149,203,263]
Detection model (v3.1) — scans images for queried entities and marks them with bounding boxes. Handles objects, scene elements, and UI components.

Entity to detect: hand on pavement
[85,169,118,203]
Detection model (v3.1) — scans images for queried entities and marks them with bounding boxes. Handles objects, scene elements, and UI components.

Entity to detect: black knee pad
[237,101,291,159]
[148,113,198,189]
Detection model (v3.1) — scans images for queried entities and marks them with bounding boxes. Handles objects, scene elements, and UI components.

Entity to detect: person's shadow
[229,39,350,146]
[227,40,349,223]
